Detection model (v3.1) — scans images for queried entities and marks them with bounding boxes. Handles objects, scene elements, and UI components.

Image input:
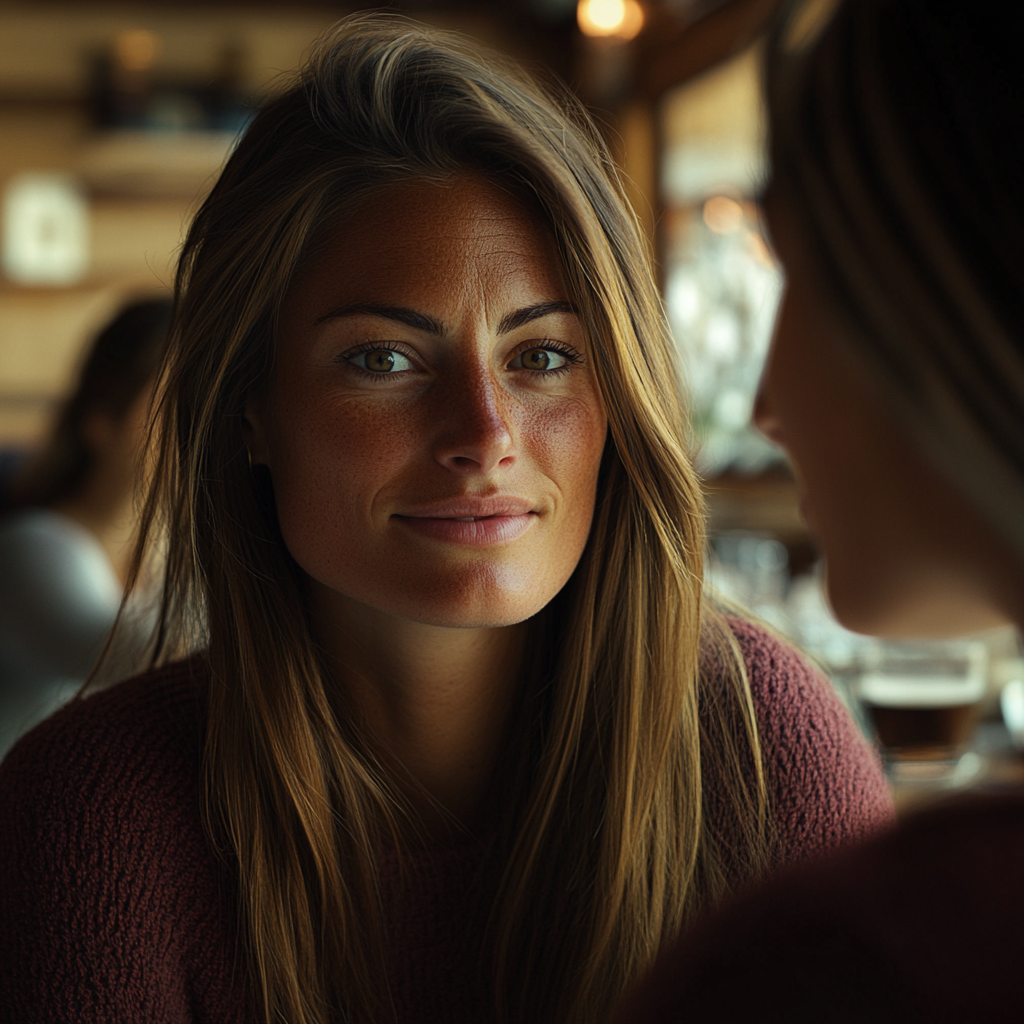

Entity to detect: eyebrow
[315,300,577,335]
[497,301,576,334]
[315,303,445,334]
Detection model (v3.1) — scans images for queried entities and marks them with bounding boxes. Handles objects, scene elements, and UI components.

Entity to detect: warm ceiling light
[577,0,645,41]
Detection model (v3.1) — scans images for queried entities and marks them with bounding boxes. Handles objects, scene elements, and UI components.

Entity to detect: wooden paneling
[0,5,346,448]
[0,283,132,445]
[704,471,805,541]
[0,285,126,393]
[636,0,781,100]
[0,5,341,100]
[89,198,189,284]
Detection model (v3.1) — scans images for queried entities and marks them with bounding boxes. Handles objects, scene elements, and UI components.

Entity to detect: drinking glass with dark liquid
[855,641,988,784]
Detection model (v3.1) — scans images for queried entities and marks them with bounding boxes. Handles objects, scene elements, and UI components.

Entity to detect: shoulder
[722,614,856,747]
[0,509,121,629]
[1,657,209,845]
[0,658,250,1022]
[0,509,113,578]
[2,653,208,771]
[723,616,895,860]
[727,615,849,749]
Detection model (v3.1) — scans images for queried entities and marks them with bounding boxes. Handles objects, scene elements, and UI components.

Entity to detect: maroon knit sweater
[0,620,893,1023]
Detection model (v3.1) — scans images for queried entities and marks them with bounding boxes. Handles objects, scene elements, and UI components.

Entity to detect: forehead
[282,178,566,323]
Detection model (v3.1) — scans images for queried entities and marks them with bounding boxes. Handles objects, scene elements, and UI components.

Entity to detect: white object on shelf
[2,173,90,286]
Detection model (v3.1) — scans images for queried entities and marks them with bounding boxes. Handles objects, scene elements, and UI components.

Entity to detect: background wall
[0,4,356,447]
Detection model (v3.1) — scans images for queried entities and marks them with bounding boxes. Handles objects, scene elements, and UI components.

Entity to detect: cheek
[526,395,606,514]
[764,303,877,539]
[267,389,425,562]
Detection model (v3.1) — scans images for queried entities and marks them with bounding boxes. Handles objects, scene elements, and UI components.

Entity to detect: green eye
[514,347,568,371]
[348,348,413,373]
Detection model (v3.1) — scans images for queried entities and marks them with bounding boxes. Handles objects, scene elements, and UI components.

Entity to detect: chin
[310,556,569,631]
[403,605,537,630]
[824,564,1011,640]
[387,575,556,629]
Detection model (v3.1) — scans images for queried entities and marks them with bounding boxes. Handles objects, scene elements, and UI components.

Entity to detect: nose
[432,368,516,475]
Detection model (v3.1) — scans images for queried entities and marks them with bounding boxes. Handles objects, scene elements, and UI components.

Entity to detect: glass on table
[854,640,988,785]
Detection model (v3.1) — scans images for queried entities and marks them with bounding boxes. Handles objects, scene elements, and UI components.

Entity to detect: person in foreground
[0,17,891,1024]
[0,298,170,757]
[609,1,1024,1022]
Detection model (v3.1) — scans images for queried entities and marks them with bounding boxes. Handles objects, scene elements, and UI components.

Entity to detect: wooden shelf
[78,129,236,199]
[703,469,809,542]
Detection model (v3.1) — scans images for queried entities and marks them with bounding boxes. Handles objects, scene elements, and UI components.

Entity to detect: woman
[0,298,170,757]
[610,1,1024,1021]
[0,17,890,1024]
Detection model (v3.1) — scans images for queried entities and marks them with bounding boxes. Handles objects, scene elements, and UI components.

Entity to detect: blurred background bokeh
[0,0,779,465]
[2,0,1021,802]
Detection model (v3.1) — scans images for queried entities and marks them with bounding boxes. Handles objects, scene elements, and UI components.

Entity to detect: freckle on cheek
[528,404,605,472]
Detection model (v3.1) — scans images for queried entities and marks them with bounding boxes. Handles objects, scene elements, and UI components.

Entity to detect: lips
[396,496,535,519]
[393,496,537,545]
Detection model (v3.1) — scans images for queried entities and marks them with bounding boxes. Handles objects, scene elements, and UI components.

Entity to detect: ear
[243,397,272,468]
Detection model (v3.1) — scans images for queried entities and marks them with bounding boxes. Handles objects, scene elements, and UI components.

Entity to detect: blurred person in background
[0,297,171,757]
[610,1,1024,1021]
[0,18,891,1024]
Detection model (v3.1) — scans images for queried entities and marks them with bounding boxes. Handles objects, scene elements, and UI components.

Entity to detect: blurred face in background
[753,188,1017,638]
[81,383,155,503]
[247,176,607,634]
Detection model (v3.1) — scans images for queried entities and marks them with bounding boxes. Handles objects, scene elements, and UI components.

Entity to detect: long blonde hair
[130,16,771,1023]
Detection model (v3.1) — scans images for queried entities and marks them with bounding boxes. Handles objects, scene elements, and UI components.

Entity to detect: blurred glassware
[666,201,782,475]
[660,46,784,476]
[707,531,789,631]
[709,534,1022,796]
[997,669,1024,751]
[854,640,988,785]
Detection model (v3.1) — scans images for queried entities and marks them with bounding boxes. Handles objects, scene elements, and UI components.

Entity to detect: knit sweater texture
[0,619,893,1023]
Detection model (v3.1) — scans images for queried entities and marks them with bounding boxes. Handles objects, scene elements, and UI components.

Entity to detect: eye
[510,346,572,372]
[345,347,414,374]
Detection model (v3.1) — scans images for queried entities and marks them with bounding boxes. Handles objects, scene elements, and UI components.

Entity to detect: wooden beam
[637,0,783,100]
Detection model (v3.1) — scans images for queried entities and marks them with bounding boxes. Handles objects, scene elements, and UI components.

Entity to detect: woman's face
[83,382,155,502]
[248,177,607,630]
[754,190,1015,638]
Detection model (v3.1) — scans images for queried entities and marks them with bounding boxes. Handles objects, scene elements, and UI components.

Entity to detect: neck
[310,583,528,840]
